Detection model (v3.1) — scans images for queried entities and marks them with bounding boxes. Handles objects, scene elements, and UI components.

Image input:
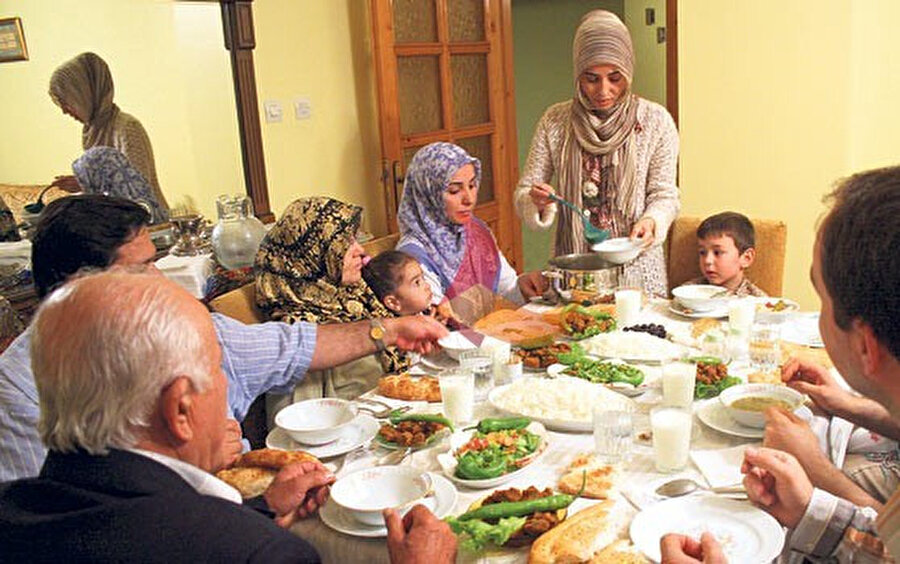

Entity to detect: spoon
[377,446,412,467]
[24,184,56,215]
[548,194,610,245]
[655,478,746,498]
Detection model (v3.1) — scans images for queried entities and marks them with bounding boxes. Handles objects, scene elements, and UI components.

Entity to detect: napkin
[690,443,761,489]
[0,240,32,266]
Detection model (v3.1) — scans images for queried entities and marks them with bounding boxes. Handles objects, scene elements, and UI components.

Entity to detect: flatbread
[529,500,618,564]
[377,373,441,402]
[217,448,321,499]
[691,317,721,338]
[590,540,648,563]
[216,467,277,499]
[557,452,618,500]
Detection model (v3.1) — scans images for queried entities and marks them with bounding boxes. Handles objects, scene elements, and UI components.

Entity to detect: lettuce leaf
[445,516,527,552]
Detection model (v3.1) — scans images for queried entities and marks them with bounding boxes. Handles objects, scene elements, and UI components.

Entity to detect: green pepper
[457,492,575,521]
[476,417,531,433]
[685,355,724,365]
[388,411,454,430]
[456,450,508,480]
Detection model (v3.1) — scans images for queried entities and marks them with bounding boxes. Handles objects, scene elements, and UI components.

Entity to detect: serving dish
[488,377,635,432]
[274,398,358,445]
[436,421,548,489]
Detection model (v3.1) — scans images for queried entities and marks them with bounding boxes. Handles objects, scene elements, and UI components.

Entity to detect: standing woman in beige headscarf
[515,10,679,297]
[47,52,168,212]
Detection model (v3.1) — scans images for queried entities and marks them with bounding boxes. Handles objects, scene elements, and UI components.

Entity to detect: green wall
[512,0,667,271]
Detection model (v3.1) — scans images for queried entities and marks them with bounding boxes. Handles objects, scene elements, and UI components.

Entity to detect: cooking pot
[542,253,620,304]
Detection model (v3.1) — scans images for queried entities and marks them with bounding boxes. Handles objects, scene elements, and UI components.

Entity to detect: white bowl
[274,398,358,445]
[672,284,729,312]
[330,466,433,526]
[719,384,805,429]
[590,237,642,264]
[438,331,478,361]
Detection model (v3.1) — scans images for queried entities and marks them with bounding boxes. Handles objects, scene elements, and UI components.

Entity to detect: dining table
[287,298,830,563]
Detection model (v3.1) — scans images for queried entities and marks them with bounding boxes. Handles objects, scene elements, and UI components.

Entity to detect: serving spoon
[548,194,610,245]
[24,184,56,215]
[655,478,746,498]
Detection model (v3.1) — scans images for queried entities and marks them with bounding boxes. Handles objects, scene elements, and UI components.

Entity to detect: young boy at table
[363,250,461,328]
[687,211,767,297]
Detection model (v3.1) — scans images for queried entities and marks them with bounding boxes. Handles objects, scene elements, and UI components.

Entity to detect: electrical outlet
[263,100,283,123]
[645,8,655,25]
[294,97,312,120]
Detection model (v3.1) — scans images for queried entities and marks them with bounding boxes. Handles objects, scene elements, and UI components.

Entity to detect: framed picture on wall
[0,17,28,63]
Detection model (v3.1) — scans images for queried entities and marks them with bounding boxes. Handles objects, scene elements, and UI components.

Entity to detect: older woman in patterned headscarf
[71,147,168,224]
[48,52,168,213]
[397,143,543,319]
[515,10,680,297]
[256,197,407,400]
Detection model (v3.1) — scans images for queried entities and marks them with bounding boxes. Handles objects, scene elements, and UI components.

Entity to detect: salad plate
[373,412,454,451]
[319,472,457,538]
[436,420,548,489]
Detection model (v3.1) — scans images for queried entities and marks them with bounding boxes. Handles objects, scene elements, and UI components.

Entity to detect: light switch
[263,100,283,123]
[294,97,312,120]
[645,8,655,25]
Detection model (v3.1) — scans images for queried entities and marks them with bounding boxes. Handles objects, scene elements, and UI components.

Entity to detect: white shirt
[127,448,243,505]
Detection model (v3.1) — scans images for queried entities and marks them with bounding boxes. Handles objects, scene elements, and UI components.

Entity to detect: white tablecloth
[290,300,825,563]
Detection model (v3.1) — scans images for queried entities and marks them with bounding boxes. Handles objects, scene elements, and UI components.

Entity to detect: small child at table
[362,250,461,327]
[687,211,767,297]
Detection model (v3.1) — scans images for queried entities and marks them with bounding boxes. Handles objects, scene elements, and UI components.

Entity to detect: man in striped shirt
[0,195,446,481]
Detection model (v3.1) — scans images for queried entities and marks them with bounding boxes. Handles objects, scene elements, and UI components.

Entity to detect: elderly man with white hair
[0,271,457,562]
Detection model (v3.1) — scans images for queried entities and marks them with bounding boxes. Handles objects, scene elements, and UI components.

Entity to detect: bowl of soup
[719,383,805,428]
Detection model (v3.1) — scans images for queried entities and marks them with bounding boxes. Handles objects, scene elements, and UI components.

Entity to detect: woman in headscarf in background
[515,10,680,297]
[71,147,168,224]
[48,52,168,214]
[397,142,543,322]
[255,196,408,401]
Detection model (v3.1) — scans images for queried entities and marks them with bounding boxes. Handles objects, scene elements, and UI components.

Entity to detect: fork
[355,399,411,418]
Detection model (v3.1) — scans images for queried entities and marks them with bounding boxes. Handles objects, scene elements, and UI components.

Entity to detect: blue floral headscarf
[72,146,168,223]
[396,143,484,289]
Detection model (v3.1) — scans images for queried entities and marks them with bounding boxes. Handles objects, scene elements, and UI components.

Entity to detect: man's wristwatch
[369,318,386,352]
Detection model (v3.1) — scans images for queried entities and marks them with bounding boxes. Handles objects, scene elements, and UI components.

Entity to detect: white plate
[436,422,548,489]
[266,414,379,458]
[668,302,728,319]
[488,378,635,433]
[319,472,457,538]
[781,313,824,348]
[753,297,801,322]
[420,350,458,371]
[695,399,813,439]
[630,496,785,562]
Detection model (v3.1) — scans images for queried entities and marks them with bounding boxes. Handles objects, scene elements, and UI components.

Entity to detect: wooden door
[370,0,522,269]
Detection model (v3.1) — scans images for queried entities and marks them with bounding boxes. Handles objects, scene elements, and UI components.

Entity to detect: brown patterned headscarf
[255,197,408,371]
[558,10,640,255]
[49,52,121,150]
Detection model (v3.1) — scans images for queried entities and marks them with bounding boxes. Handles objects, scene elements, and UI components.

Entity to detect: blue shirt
[0,313,317,482]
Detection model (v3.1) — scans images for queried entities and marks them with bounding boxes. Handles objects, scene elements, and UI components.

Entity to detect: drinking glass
[593,408,632,464]
[728,298,756,335]
[749,322,782,373]
[458,349,494,401]
[651,406,692,473]
[615,289,642,328]
[439,369,474,425]
[661,362,696,408]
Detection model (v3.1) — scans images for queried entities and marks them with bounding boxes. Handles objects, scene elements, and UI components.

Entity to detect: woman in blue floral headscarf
[71,146,168,224]
[396,143,543,314]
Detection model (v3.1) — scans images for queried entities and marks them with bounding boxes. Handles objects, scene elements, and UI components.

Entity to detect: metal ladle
[24,184,56,215]
[548,193,610,245]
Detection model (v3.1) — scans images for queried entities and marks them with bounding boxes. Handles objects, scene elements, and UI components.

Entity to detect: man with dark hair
[0,195,448,481]
[663,166,900,561]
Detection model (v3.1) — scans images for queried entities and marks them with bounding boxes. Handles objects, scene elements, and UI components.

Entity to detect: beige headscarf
[558,10,640,255]
[49,52,121,150]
